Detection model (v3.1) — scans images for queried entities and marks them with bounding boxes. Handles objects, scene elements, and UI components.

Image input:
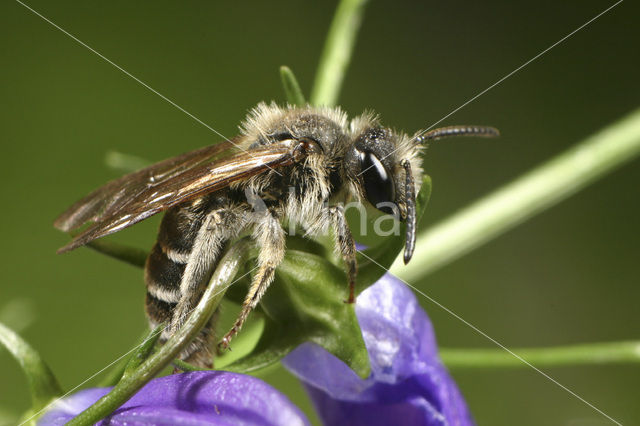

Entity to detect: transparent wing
[56,139,303,253]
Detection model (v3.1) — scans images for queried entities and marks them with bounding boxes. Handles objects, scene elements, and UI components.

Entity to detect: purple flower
[38,370,310,426]
[282,274,473,426]
[38,274,470,426]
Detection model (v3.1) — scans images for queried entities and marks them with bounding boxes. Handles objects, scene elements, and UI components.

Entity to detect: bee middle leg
[329,205,357,304]
[219,209,285,350]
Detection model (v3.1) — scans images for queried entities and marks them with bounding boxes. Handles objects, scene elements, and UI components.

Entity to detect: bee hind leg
[219,209,285,350]
[176,307,220,370]
[167,207,245,367]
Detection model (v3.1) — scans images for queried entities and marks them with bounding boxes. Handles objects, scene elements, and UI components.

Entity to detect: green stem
[98,328,162,387]
[440,341,640,369]
[280,66,306,106]
[68,239,254,426]
[310,0,369,106]
[0,322,63,412]
[87,239,148,268]
[119,325,164,381]
[392,107,640,281]
[104,151,150,174]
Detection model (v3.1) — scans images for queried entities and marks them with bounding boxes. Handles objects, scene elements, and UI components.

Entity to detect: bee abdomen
[144,201,210,339]
[145,291,177,328]
[156,203,204,255]
[145,243,186,304]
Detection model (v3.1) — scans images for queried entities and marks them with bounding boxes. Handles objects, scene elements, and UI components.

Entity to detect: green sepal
[358,175,432,285]
[120,324,164,381]
[280,66,307,106]
[172,359,201,372]
[0,322,63,413]
[225,249,370,378]
[98,359,128,388]
[97,327,163,387]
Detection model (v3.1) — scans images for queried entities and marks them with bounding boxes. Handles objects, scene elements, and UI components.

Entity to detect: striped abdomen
[145,201,203,317]
[143,197,217,366]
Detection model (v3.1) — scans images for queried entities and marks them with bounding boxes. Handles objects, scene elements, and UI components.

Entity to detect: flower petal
[282,274,473,426]
[38,371,309,426]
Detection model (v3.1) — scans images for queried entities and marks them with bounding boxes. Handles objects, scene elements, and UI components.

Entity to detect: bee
[55,103,498,368]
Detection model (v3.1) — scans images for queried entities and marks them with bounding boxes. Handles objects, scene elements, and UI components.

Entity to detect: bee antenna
[415,125,500,145]
[401,160,416,264]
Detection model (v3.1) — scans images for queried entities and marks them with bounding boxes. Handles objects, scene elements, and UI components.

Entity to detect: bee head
[344,126,419,264]
[344,121,499,264]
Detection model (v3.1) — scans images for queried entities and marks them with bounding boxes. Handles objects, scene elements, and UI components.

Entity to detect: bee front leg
[329,205,357,304]
[219,209,285,350]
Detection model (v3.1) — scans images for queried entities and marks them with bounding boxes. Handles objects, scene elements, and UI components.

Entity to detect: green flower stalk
[0,322,62,417]
[67,239,254,426]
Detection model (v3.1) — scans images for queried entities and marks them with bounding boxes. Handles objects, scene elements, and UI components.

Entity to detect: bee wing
[56,139,303,253]
[55,140,237,233]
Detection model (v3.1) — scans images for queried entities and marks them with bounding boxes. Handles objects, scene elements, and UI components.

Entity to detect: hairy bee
[55,103,498,367]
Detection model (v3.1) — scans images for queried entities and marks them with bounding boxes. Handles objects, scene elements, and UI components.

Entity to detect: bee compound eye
[359,151,396,214]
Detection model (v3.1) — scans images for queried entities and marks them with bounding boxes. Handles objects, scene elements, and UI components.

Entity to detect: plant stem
[392,107,640,281]
[67,240,254,426]
[0,322,63,412]
[119,325,164,381]
[440,341,640,369]
[280,66,306,106]
[87,240,148,268]
[104,151,150,174]
[310,0,369,106]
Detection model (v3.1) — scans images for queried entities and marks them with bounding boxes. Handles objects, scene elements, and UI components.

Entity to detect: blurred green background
[1,1,639,424]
